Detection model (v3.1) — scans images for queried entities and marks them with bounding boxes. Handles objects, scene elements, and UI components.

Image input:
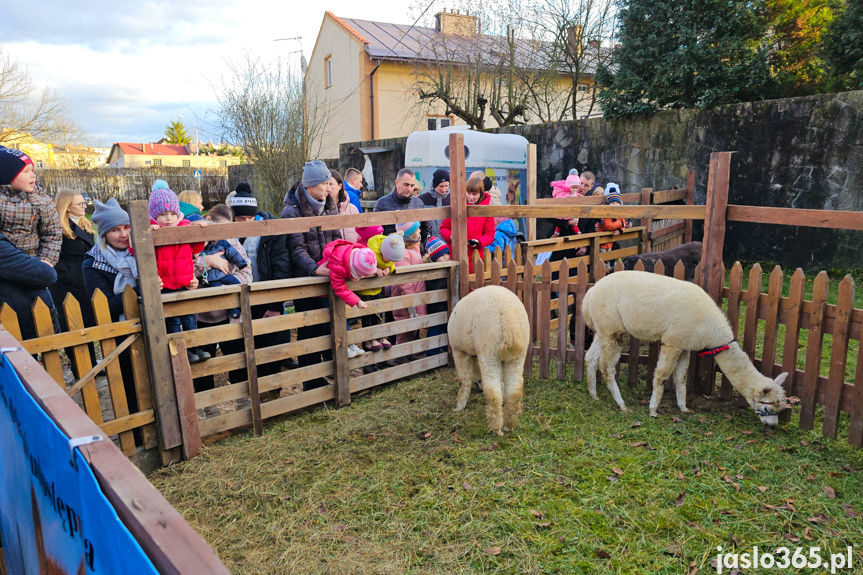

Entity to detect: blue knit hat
[92,198,130,239]
[302,160,331,187]
[149,180,181,221]
[396,221,420,239]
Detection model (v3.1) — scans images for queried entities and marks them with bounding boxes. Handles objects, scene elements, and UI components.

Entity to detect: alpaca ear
[773,372,788,386]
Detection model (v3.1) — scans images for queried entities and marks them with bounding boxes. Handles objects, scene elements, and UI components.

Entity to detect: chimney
[567,25,584,56]
[435,10,480,35]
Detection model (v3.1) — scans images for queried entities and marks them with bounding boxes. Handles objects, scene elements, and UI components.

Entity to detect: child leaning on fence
[355,233,405,352]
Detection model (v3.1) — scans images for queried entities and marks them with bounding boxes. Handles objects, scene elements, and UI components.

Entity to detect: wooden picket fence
[0,288,158,457]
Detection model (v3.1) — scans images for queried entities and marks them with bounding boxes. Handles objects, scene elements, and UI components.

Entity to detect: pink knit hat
[565,168,580,187]
[349,247,377,279]
[149,179,181,221]
[355,225,383,243]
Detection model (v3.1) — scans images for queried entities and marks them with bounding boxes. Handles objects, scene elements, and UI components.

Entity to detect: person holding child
[148,180,209,365]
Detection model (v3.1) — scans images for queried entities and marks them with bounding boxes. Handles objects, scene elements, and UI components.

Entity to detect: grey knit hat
[380,233,405,263]
[92,198,130,239]
[302,160,331,187]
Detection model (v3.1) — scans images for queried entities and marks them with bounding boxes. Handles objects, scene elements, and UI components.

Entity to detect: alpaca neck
[713,343,762,404]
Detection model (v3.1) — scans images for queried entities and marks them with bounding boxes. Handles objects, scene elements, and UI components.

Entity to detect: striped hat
[426,237,450,261]
[349,247,377,279]
[604,183,621,204]
[396,221,420,238]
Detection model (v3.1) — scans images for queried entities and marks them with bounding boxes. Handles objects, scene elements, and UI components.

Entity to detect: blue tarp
[0,351,159,574]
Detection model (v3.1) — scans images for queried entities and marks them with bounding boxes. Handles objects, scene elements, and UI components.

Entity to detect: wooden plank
[648,222,685,240]
[350,354,449,393]
[685,171,695,243]
[99,409,156,436]
[169,339,202,460]
[64,334,135,398]
[822,276,854,439]
[346,265,450,292]
[32,298,64,387]
[62,294,107,435]
[190,335,331,379]
[349,335,448,370]
[347,312,448,345]
[19,318,141,354]
[778,269,805,423]
[740,264,763,404]
[123,288,158,449]
[239,285,263,435]
[346,289,447,319]
[696,152,731,395]
[760,266,784,379]
[848,324,863,447]
[522,259,535,375]
[153,206,451,246]
[475,256,486,290]
[491,249,502,286]
[651,188,687,204]
[506,258,518,295]
[799,272,829,430]
[195,362,332,409]
[640,188,653,253]
[527,143,537,241]
[536,192,642,206]
[556,258,569,380]
[726,205,863,231]
[468,204,707,220]
[539,259,552,380]
[449,132,469,299]
[0,302,22,341]
[329,284,350,408]
[573,260,588,381]
[721,263,744,401]
[129,200,182,451]
[448,262,459,366]
[589,235,602,282]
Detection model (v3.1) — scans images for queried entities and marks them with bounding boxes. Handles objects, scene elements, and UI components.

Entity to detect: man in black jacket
[230,183,293,381]
[374,168,431,248]
[280,161,340,391]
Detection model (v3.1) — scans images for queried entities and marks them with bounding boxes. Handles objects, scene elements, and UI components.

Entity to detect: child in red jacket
[316,239,377,309]
[149,180,209,363]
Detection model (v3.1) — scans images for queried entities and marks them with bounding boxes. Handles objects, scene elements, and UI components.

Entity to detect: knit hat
[565,168,580,187]
[355,225,383,243]
[396,221,420,238]
[432,168,449,189]
[149,180,181,221]
[604,183,621,205]
[349,247,377,279]
[92,198,130,239]
[0,146,33,186]
[230,184,258,218]
[302,160,330,187]
[379,233,405,263]
[426,237,450,261]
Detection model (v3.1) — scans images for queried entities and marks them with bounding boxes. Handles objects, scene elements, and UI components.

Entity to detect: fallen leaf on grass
[334,524,347,532]
[842,503,860,518]
[664,543,682,557]
[704,432,713,437]
[495,482,505,487]
[823,486,837,499]
[678,471,685,480]
[803,527,813,541]
[699,417,708,423]
[480,510,489,517]
[784,534,801,543]
[672,416,682,423]
[631,420,642,428]
[529,509,544,518]
[483,546,501,556]
[806,474,815,481]
[537,522,552,528]
[801,440,809,446]
[418,432,431,440]
[733,482,741,492]
[740,430,753,436]
[828,471,844,477]
[607,476,618,482]
[463,482,474,491]
[808,513,834,525]
[486,443,498,451]
[318,504,327,514]
[611,434,623,439]
[675,491,686,507]
[612,466,624,476]
[596,549,612,559]
[731,535,741,547]
[688,568,699,575]
[757,486,768,493]
[630,441,648,447]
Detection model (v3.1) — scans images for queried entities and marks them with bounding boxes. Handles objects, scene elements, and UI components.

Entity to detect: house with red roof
[106,143,244,169]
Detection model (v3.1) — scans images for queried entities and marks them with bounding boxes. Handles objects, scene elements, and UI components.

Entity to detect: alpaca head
[749,372,788,426]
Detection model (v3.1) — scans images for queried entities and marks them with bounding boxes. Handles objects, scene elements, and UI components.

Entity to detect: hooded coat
[318,239,365,307]
[281,185,340,277]
[487,219,519,255]
[152,218,206,290]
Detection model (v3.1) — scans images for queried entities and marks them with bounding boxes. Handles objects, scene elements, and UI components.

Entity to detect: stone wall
[339,91,863,269]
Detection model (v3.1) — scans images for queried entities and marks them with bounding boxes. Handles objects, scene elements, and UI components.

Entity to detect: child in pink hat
[316,240,377,308]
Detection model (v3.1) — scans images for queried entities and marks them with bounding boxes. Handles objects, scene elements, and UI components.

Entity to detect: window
[577,84,589,93]
[427,117,451,131]
[325,56,333,88]
[183,159,191,167]
[152,159,162,167]
[219,160,227,167]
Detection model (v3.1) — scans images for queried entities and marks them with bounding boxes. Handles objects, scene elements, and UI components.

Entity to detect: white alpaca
[448,285,530,435]
[582,271,788,425]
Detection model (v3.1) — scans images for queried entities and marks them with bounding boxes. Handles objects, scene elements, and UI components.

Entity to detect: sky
[0,0,424,146]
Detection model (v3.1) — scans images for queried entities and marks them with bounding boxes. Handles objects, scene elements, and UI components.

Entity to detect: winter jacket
[579,182,604,239]
[152,219,205,290]
[487,219,519,256]
[337,198,360,243]
[318,239,365,307]
[281,185,340,278]
[200,239,248,284]
[239,211,292,284]
[551,180,578,199]
[344,181,363,212]
[0,232,57,340]
[439,194,495,273]
[357,234,397,297]
[373,189,431,248]
[195,237,252,325]
[418,189,451,239]
[50,218,95,330]
[0,182,62,265]
[597,217,627,250]
[392,249,427,321]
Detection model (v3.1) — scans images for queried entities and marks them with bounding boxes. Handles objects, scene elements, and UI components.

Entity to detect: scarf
[69,215,83,226]
[427,188,449,208]
[304,188,326,215]
[89,243,138,296]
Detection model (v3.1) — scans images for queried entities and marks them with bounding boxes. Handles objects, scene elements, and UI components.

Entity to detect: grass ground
[150,366,863,574]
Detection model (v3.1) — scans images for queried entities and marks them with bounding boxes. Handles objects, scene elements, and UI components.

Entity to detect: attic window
[325,56,333,88]
[427,117,451,131]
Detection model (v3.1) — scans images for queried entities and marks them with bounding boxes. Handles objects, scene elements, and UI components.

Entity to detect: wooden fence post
[685,170,695,243]
[640,188,653,253]
[527,144,537,242]
[329,284,351,408]
[447,262,460,368]
[695,152,732,395]
[239,284,263,433]
[449,132,469,299]
[129,200,183,458]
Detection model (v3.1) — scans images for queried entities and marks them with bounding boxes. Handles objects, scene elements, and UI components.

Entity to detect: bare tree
[0,48,83,147]
[215,54,328,212]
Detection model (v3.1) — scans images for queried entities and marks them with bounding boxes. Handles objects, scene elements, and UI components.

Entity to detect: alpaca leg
[648,345,683,417]
[599,336,628,412]
[501,360,524,432]
[673,352,691,414]
[472,357,483,391]
[478,356,504,436]
[453,350,474,412]
[585,336,602,400]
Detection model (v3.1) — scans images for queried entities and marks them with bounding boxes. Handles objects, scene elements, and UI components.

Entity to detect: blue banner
[0,351,159,575]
